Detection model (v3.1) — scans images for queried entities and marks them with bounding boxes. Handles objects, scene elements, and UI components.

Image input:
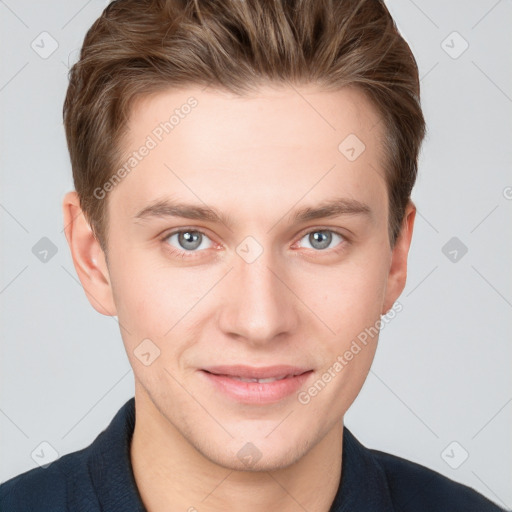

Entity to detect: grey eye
[166,230,212,251]
[299,230,343,251]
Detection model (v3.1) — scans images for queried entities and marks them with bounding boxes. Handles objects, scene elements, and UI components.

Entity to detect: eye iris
[174,231,336,252]
[309,231,332,250]
[178,231,202,250]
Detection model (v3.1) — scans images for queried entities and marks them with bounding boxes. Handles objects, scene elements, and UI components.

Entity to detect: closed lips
[201,365,312,381]
[224,375,294,383]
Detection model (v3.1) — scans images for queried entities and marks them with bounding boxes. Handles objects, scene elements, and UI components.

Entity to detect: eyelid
[293,227,348,250]
[295,224,349,240]
[160,226,348,243]
[160,226,214,241]
[160,226,350,257]
[160,227,217,255]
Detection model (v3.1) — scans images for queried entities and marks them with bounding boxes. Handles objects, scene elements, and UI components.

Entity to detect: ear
[381,200,416,315]
[62,191,117,316]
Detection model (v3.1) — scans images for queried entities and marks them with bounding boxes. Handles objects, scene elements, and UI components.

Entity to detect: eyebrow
[133,197,372,227]
[290,198,372,223]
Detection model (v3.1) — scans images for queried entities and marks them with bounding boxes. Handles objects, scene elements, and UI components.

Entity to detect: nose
[217,244,299,347]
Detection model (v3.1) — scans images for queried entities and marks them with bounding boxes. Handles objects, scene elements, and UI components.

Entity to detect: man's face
[102,84,409,470]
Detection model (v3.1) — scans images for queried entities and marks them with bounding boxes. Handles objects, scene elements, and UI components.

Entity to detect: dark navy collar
[86,397,394,512]
[329,424,394,511]
[2,397,503,511]
[86,397,146,511]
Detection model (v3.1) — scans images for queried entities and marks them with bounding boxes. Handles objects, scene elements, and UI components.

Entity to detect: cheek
[297,250,389,338]
[108,244,222,359]
[116,273,196,336]
[108,246,186,337]
[297,256,388,413]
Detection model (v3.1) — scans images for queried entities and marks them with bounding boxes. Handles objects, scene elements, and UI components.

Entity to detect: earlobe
[381,201,416,315]
[62,191,117,316]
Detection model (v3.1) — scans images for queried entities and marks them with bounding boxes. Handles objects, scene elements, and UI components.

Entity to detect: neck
[130,389,343,512]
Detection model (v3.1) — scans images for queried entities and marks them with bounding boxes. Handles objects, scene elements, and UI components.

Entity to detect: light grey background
[1,0,511,508]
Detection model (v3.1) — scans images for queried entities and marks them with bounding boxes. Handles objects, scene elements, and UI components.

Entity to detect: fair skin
[63,84,415,512]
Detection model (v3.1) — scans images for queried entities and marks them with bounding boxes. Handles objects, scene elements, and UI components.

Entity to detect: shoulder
[0,398,138,512]
[370,448,507,511]
[0,445,99,512]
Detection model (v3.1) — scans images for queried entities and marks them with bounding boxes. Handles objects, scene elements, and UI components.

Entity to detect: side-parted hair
[63,0,426,252]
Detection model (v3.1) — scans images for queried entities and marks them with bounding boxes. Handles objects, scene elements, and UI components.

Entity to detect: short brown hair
[63,0,426,252]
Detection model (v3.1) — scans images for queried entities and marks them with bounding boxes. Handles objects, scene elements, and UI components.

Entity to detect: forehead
[110,84,388,225]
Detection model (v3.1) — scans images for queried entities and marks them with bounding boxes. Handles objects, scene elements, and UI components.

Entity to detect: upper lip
[202,365,312,379]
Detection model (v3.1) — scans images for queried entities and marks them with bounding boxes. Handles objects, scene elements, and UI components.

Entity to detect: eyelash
[159,227,349,259]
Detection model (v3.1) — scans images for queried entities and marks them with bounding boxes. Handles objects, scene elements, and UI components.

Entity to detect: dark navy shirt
[0,397,506,511]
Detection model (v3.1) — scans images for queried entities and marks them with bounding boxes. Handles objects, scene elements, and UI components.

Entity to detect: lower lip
[200,370,313,404]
